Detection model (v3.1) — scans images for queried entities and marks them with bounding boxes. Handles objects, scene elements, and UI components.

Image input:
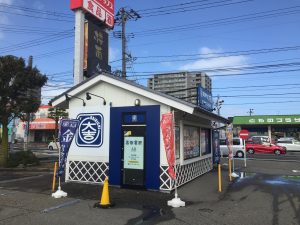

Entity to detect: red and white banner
[160,113,176,180]
[70,0,114,28]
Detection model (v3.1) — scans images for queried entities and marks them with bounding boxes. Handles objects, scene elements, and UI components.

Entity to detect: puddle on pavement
[238,172,256,179]
[235,172,300,186]
[126,205,166,225]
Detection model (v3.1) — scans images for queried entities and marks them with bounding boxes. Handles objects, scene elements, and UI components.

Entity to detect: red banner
[160,113,176,180]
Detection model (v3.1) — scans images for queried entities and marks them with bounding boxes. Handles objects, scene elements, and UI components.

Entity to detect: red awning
[29,118,56,130]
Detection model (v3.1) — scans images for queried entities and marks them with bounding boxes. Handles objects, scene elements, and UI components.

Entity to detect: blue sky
[0,0,300,117]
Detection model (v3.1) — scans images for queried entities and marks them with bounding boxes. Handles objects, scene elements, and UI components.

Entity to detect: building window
[183,125,200,160]
[201,128,211,155]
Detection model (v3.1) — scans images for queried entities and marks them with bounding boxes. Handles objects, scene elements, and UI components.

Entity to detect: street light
[86,92,106,105]
[65,94,86,106]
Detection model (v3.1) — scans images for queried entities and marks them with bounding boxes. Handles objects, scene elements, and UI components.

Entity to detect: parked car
[220,138,245,158]
[276,139,300,151]
[247,136,270,143]
[48,140,59,150]
[246,141,286,155]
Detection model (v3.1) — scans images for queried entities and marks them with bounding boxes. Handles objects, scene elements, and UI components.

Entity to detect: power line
[0,3,73,22]
[0,31,73,53]
[213,83,300,90]
[139,0,253,18]
[217,92,300,98]
[0,25,72,35]
[0,9,73,22]
[224,100,300,105]
[128,6,300,37]
[0,3,72,17]
[127,48,300,65]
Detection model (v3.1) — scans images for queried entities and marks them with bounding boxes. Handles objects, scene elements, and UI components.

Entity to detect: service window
[183,125,200,160]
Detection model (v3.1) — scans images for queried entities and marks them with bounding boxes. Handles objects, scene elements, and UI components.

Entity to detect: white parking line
[0,175,46,184]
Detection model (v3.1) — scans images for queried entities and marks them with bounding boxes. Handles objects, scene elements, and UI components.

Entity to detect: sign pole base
[52,186,68,199]
[168,193,185,208]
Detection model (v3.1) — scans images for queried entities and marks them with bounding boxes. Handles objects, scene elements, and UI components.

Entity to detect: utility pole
[114,8,141,79]
[214,95,224,131]
[215,95,224,116]
[248,108,254,116]
[121,8,126,78]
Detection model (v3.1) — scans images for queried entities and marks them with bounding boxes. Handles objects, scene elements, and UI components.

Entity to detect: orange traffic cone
[94,177,114,208]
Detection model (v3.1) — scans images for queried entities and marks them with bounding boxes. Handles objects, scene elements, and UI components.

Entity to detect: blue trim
[109,105,160,190]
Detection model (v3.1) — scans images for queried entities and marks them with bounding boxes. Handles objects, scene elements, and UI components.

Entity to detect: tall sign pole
[70,0,115,84]
[73,9,85,85]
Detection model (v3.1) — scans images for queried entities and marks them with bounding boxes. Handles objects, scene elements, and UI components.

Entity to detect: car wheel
[49,146,54,150]
[248,149,255,154]
[274,149,281,155]
[236,151,244,158]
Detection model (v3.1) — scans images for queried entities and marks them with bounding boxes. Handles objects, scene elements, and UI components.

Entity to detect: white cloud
[179,47,248,72]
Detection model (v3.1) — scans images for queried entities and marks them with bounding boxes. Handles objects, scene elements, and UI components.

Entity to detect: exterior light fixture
[134,99,141,106]
[86,92,106,105]
[65,94,86,106]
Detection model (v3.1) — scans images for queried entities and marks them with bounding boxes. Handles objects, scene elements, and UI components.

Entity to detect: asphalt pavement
[1,156,300,225]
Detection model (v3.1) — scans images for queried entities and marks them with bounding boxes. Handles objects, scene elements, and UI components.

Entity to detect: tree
[48,107,68,139]
[0,55,47,167]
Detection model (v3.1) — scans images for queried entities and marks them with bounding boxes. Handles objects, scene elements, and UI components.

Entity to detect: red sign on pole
[70,0,114,28]
[239,129,249,140]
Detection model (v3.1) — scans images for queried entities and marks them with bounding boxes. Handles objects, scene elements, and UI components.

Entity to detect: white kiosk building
[51,73,227,191]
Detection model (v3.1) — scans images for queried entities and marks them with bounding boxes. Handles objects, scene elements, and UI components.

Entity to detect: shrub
[7,150,40,167]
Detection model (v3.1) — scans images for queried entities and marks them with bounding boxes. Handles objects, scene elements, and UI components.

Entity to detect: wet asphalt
[0,158,300,225]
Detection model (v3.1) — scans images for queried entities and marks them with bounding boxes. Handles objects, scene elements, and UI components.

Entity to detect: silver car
[276,139,300,151]
[220,138,245,158]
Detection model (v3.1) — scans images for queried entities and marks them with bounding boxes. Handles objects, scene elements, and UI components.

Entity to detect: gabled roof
[50,72,228,123]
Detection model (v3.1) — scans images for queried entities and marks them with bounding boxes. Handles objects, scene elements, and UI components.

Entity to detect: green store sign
[233,115,300,125]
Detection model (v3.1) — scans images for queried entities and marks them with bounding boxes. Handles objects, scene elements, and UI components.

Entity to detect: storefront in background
[233,115,300,141]
[15,106,56,143]
[51,73,227,191]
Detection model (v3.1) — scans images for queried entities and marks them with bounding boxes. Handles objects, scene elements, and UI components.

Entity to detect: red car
[246,142,286,155]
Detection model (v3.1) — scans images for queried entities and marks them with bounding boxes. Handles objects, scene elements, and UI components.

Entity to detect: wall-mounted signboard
[84,17,110,77]
[197,86,213,112]
[233,115,300,125]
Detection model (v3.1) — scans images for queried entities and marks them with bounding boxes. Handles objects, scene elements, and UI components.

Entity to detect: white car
[48,141,60,150]
[220,138,245,158]
[276,139,300,151]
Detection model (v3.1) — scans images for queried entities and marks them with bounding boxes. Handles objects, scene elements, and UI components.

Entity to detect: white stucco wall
[66,81,171,166]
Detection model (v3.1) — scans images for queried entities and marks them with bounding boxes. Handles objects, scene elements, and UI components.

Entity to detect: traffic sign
[239,129,249,140]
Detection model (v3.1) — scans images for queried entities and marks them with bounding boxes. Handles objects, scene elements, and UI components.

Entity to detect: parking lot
[1,154,300,225]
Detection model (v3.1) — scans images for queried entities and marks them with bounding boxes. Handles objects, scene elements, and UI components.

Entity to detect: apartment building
[147,71,212,105]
